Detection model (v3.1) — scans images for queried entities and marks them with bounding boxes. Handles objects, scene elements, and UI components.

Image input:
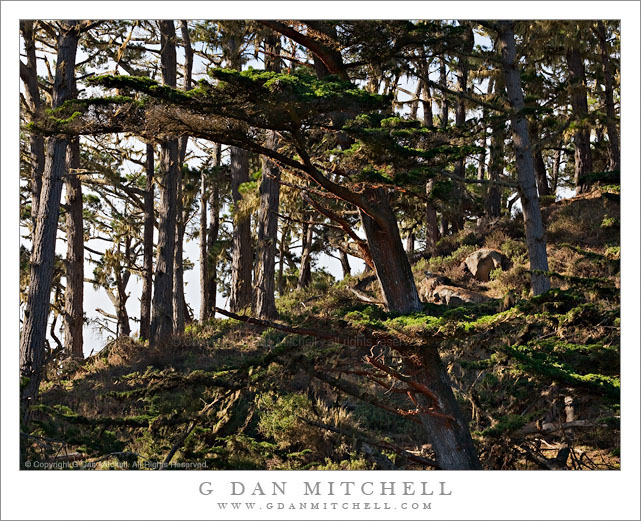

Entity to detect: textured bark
[439,58,449,129]
[229,146,253,311]
[404,347,482,469]
[150,20,178,343]
[20,21,45,225]
[425,179,440,251]
[339,250,351,278]
[498,21,550,295]
[63,137,83,359]
[405,233,415,255]
[422,81,434,127]
[199,166,209,322]
[359,188,422,313]
[551,149,562,195]
[487,78,505,219]
[254,35,282,319]
[205,143,222,319]
[595,21,620,172]
[20,22,79,422]
[565,44,593,194]
[139,143,154,341]
[278,222,290,295]
[172,164,185,334]
[297,223,314,289]
[530,121,551,197]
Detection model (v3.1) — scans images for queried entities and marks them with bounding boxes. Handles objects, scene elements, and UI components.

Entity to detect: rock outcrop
[462,249,510,282]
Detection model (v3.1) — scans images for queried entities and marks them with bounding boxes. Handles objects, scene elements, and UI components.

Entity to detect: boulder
[463,248,509,282]
[419,272,491,306]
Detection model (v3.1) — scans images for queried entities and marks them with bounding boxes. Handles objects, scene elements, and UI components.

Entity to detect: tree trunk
[595,21,620,172]
[339,250,351,278]
[359,188,422,313]
[565,44,593,194]
[20,22,79,423]
[405,232,415,255]
[402,346,482,469]
[487,79,505,219]
[530,121,551,197]
[63,137,83,359]
[229,146,253,311]
[254,35,281,319]
[139,143,154,341]
[172,167,185,334]
[199,166,209,322]
[422,80,434,127]
[498,21,550,295]
[20,21,45,227]
[425,179,440,251]
[206,146,221,318]
[551,149,562,195]
[297,222,314,289]
[150,20,178,343]
[278,222,290,295]
[439,58,449,129]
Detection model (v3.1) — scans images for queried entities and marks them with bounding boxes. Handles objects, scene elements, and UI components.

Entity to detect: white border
[2,3,639,520]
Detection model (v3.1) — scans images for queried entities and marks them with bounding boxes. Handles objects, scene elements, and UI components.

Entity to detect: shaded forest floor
[27,187,621,470]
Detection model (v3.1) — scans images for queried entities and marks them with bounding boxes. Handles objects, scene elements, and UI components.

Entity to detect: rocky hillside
[29,187,620,470]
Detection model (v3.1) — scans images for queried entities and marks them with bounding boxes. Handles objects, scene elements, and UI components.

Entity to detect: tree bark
[595,21,620,172]
[20,21,45,226]
[530,120,551,196]
[20,21,79,423]
[439,58,449,129]
[139,143,154,340]
[150,20,178,343]
[551,148,562,195]
[199,165,209,322]
[498,21,550,295]
[229,146,253,311]
[206,144,222,319]
[297,222,314,289]
[422,80,434,127]
[63,136,83,359]
[425,179,440,251]
[565,44,593,194]
[359,188,422,313]
[339,249,351,278]
[402,346,482,469]
[278,222,290,295]
[254,35,282,319]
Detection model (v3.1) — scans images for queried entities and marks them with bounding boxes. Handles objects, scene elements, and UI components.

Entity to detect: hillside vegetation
[29,187,620,470]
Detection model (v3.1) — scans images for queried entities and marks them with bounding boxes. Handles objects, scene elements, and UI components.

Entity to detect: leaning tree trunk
[20,20,45,227]
[20,22,79,424]
[150,20,178,343]
[498,21,550,295]
[139,143,154,341]
[199,166,209,322]
[401,345,482,469]
[339,250,351,278]
[254,34,281,319]
[595,21,620,172]
[565,44,593,194]
[359,188,422,313]
[63,137,84,359]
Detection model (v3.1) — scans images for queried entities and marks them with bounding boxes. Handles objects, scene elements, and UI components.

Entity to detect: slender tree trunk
[498,21,550,295]
[439,58,449,129]
[530,121,551,197]
[278,222,290,295]
[551,149,562,195]
[206,146,221,318]
[405,232,415,255]
[425,179,439,250]
[565,44,593,194]
[297,222,314,289]
[199,166,209,322]
[139,143,154,340]
[339,250,351,278]
[150,20,178,343]
[20,21,45,227]
[63,137,83,359]
[229,147,253,311]
[254,35,281,319]
[172,166,185,334]
[487,78,505,219]
[595,21,620,172]
[359,188,422,313]
[20,22,79,424]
